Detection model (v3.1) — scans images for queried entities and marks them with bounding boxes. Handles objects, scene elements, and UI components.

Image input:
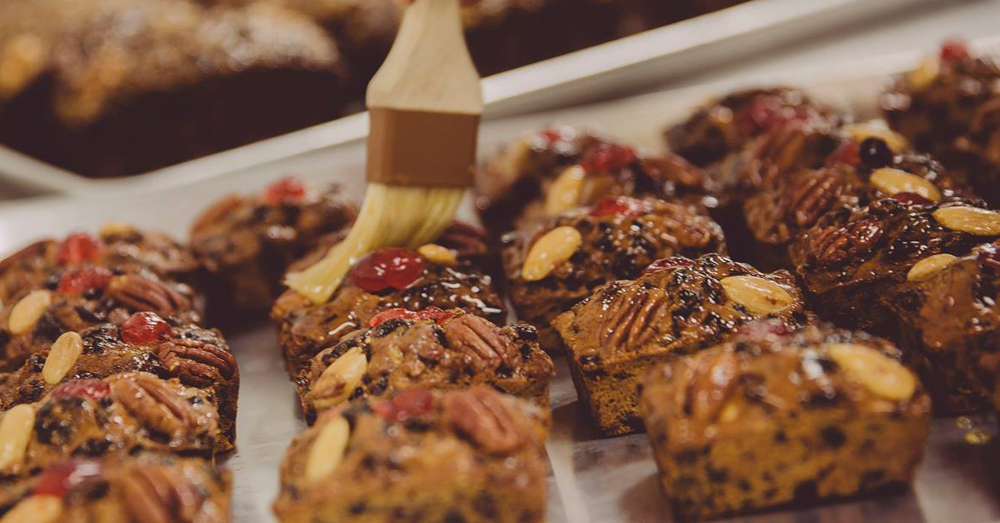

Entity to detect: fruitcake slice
[640,321,931,520]
[190,177,358,320]
[297,308,554,422]
[272,245,505,378]
[0,451,231,523]
[502,196,726,349]
[0,372,228,482]
[273,387,549,523]
[552,253,806,435]
[0,313,238,446]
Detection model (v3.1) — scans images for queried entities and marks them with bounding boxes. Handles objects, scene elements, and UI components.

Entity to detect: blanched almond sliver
[8,289,52,336]
[0,495,62,523]
[720,275,795,315]
[417,244,458,267]
[827,343,916,401]
[933,207,1000,236]
[870,168,941,202]
[522,226,582,282]
[544,165,585,216]
[42,332,84,385]
[305,415,350,482]
[0,405,35,471]
[311,347,368,411]
[907,254,958,282]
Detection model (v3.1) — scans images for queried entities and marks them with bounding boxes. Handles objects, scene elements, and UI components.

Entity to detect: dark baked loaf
[190,177,357,321]
[882,41,1000,205]
[297,308,553,423]
[0,315,239,447]
[0,451,231,523]
[502,196,726,349]
[273,386,549,523]
[553,253,807,435]
[0,0,349,177]
[639,320,931,520]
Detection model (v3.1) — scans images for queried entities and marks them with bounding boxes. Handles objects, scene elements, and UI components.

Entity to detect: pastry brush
[285,0,483,304]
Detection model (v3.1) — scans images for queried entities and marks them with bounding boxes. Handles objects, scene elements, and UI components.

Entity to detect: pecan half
[443,387,527,454]
[808,217,884,266]
[157,338,236,387]
[110,375,197,435]
[683,349,739,421]
[599,286,669,356]
[118,465,204,523]
[436,222,490,258]
[106,275,191,317]
[442,315,515,372]
[787,168,846,229]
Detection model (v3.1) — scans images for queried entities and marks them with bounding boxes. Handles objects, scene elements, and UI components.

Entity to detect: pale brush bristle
[284,183,464,304]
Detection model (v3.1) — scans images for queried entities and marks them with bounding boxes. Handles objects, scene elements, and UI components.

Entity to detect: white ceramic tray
[0,0,945,198]
[2,39,1000,523]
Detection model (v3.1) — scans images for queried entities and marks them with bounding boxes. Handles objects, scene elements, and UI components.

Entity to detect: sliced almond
[0,404,35,471]
[907,55,940,91]
[0,496,62,523]
[417,244,458,267]
[8,289,52,336]
[907,254,958,282]
[310,347,368,411]
[42,332,84,385]
[827,343,916,401]
[305,415,350,482]
[846,122,909,153]
[544,165,585,216]
[870,168,941,202]
[933,207,1000,236]
[522,226,582,282]
[720,275,795,315]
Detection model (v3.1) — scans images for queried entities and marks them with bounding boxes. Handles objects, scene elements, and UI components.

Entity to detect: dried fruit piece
[99,221,135,237]
[589,196,654,218]
[444,387,526,454]
[8,289,52,335]
[845,122,909,153]
[374,389,435,423]
[545,165,585,216]
[0,496,62,523]
[907,253,958,282]
[684,350,739,421]
[106,275,191,317]
[156,338,237,388]
[442,314,514,372]
[870,168,941,202]
[110,376,197,435]
[521,226,582,282]
[32,459,104,497]
[825,140,860,167]
[350,248,426,293]
[264,176,307,204]
[933,207,1000,236]
[57,267,113,295]
[827,343,916,401]
[119,465,204,523]
[0,405,35,470]
[121,312,174,345]
[580,143,636,173]
[939,38,970,63]
[907,54,940,90]
[720,276,795,315]
[56,233,103,265]
[53,379,111,401]
[42,332,84,385]
[305,415,350,482]
[417,244,458,267]
[310,347,368,411]
[643,257,695,275]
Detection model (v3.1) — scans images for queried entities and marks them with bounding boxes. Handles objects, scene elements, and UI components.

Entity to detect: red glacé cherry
[350,248,426,293]
[589,196,654,218]
[825,141,860,168]
[539,126,570,147]
[580,143,636,174]
[891,192,934,206]
[56,267,112,295]
[263,176,307,205]
[643,257,695,275]
[374,389,435,423]
[32,459,104,497]
[739,96,813,135]
[940,39,970,63]
[368,307,455,328]
[56,233,103,266]
[52,379,111,401]
[121,312,174,344]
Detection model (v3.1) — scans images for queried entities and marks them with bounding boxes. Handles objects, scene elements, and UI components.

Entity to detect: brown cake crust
[502,196,726,350]
[273,387,549,523]
[553,253,807,435]
[640,321,931,520]
[297,309,554,422]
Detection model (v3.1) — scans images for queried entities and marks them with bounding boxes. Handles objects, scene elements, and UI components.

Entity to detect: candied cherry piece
[738,96,813,135]
[56,267,112,295]
[940,38,970,63]
[825,140,860,168]
[121,311,174,344]
[374,389,435,423]
[263,176,307,205]
[589,196,654,218]
[643,257,695,275]
[538,126,573,147]
[32,459,104,498]
[56,233,103,266]
[737,319,792,338]
[350,248,426,293]
[580,142,636,174]
[891,192,934,206]
[368,307,455,328]
[52,379,111,401]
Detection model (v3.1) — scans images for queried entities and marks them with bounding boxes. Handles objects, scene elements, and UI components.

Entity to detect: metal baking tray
[0,0,946,199]
[2,38,1000,523]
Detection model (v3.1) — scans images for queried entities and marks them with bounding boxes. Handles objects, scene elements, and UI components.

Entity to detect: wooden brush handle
[366,0,483,187]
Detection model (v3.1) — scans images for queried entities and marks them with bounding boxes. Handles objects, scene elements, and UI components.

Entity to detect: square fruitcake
[639,320,931,520]
[297,308,553,423]
[501,195,726,349]
[552,253,806,435]
[273,386,549,523]
[0,451,231,523]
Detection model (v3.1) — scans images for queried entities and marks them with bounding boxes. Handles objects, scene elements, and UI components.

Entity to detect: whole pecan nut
[808,217,884,266]
[157,338,237,387]
[436,222,490,258]
[118,465,204,523]
[110,375,197,435]
[683,349,739,421]
[787,168,847,229]
[443,387,527,454]
[599,286,668,356]
[442,315,515,372]
[106,275,191,317]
